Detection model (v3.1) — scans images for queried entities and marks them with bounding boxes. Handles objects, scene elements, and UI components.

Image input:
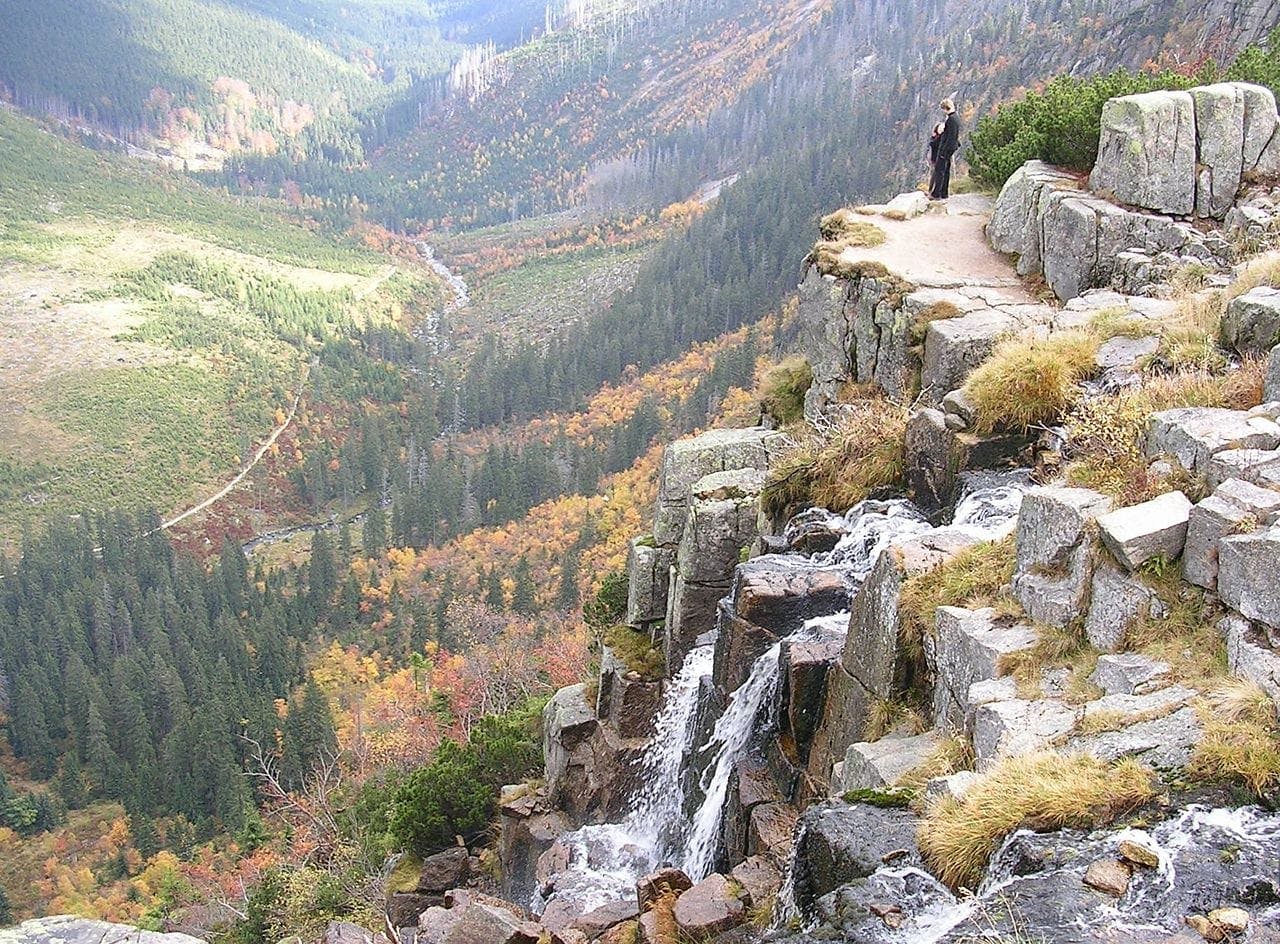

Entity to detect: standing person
[929,98,961,200]
[927,120,945,171]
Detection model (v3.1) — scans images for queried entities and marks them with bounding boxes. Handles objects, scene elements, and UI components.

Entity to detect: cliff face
[458,77,1280,944]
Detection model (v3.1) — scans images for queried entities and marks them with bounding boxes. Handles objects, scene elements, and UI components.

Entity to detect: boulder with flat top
[1090,90,1197,216]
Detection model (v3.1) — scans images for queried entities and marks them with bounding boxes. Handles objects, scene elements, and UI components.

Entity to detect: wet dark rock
[783,508,846,555]
[498,786,570,906]
[570,900,640,938]
[636,868,694,912]
[790,802,923,914]
[807,867,956,943]
[672,874,746,937]
[387,892,440,932]
[778,616,847,767]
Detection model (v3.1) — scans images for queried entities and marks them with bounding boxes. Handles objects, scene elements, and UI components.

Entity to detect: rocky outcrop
[927,606,1038,732]
[990,84,1280,302]
[839,729,942,791]
[653,427,785,548]
[1089,653,1171,696]
[0,920,206,944]
[1183,477,1280,590]
[1082,561,1163,653]
[625,538,672,630]
[542,684,646,823]
[666,467,768,671]
[597,645,662,738]
[498,786,572,906]
[1223,284,1280,355]
[1010,485,1111,628]
[1091,89,1198,215]
[787,801,923,913]
[1219,524,1280,629]
[1146,407,1280,474]
[1095,490,1192,570]
[712,555,851,696]
[1091,82,1280,220]
[672,874,746,937]
[806,529,977,789]
[416,890,543,944]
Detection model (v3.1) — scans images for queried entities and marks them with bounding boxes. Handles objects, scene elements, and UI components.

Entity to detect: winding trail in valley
[158,359,310,534]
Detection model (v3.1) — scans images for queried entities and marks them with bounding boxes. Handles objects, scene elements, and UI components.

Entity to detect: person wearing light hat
[929,98,961,200]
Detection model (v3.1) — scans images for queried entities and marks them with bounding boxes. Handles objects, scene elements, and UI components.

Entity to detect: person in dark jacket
[929,98,961,200]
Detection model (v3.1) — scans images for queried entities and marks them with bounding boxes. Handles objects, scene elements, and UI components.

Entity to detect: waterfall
[680,644,784,879]
[533,645,713,914]
[681,614,848,880]
[629,644,715,851]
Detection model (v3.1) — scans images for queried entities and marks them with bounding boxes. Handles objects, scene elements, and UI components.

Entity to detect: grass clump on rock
[963,329,1099,434]
[897,537,1017,668]
[910,300,965,347]
[808,210,888,279]
[1064,362,1264,504]
[758,356,814,426]
[918,752,1156,889]
[603,624,664,680]
[760,396,908,519]
[1190,680,1280,798]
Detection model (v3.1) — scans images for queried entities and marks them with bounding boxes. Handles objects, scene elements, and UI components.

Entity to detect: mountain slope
[0,107,445,549]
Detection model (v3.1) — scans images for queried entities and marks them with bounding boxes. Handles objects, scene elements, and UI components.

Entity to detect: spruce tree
[512,556,536,614]
[280,680,337,791]
[363,503,387,557]
[556,550,580,611]
[308,530,337,614]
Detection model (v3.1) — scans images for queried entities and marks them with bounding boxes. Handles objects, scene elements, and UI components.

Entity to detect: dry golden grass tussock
[760,396,908,519]
[1190,679,1280,797]
[1000,622,1100,704]
[1226,250,1280,302]
[918,752,1156,890]
[863,698,927,742]
[809,213,887,276]
[963,329,1100,434]
[899,736,974,792]
[1088,306,1153,340]
[1064,361,1265,504]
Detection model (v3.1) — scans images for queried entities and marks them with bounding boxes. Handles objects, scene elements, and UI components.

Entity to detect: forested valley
[0,0,1265,936]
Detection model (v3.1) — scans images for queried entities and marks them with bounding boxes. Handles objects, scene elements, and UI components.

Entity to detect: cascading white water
[533,644,713,915]
[815,499,932,572]
[540,479,1034,917]
[679,647,781,879]
[849,805,1280,944]
[629,644,715,849]
[681,613,849,880]
[949,478,1029,539]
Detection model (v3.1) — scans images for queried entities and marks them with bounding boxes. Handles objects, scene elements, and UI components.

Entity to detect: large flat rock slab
[833,206,1043,292]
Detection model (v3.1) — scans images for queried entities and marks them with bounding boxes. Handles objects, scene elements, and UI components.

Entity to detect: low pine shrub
[968,29,1280,187]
